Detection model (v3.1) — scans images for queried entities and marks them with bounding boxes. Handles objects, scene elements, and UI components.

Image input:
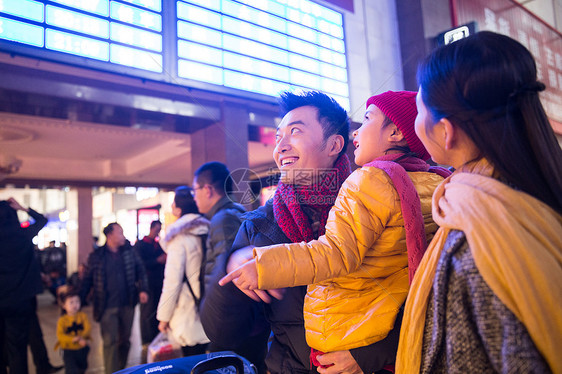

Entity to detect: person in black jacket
[0,198,48,374]
[80,223,149,374]
[192,162,246,294]
[201,91,404,374]
[134,220,166,356]
[43,240,67,301]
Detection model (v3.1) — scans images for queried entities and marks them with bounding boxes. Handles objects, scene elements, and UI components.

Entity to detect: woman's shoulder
[163,214,209,243]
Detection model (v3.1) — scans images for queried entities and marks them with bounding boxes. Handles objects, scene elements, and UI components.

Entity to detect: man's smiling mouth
[280,157,298,166]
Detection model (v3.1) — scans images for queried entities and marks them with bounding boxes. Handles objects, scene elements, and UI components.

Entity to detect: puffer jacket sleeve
[254,167,395,289]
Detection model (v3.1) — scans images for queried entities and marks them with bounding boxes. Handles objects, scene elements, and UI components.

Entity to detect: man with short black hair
[192,162,246,293]
[81,223,148,374]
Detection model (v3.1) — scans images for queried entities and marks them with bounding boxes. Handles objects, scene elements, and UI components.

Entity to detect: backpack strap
[184,233,208,311]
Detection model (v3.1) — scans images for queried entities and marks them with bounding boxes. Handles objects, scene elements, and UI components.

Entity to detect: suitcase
[114,351,257,374]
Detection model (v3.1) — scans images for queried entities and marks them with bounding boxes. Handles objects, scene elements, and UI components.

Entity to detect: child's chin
[354,157,365,167]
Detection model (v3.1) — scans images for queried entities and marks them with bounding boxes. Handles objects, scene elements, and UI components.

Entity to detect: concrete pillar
[396,0,452,91]
[397,0,428,91]
[66,187,92,275]
[66,189,78,276]
[77,187,93,268]
[190,101,249,179]
[222,101,250,173]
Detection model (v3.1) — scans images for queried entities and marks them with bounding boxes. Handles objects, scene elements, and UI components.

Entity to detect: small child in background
[56,291,91,374]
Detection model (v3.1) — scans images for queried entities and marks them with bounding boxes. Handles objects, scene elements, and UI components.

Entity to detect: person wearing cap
[220,91,451,372]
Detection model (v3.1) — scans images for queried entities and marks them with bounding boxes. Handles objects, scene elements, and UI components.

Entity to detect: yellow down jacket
[253,166,444,352]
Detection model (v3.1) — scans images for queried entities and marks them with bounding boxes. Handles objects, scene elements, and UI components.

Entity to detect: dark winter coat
[134,236,165,290]
[81,242,149,322]
[203,196,245,292]
[0,208,46,308]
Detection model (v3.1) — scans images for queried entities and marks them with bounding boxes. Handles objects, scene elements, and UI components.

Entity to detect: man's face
[192,176,212,214]
[150,223,161,237]
[109,224,126,247]
[274,106,337,185]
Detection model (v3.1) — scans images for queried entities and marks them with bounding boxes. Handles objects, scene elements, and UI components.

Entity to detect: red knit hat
[366,91,430,160]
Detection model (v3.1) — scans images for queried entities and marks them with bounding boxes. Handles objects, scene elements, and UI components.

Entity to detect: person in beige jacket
[157,186,210,356]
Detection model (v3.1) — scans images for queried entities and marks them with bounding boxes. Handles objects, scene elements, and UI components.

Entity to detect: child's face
[63,296,81,316]
[352,104,395,166]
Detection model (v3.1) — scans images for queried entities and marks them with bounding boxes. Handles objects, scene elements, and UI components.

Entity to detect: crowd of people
[1,31,561,374]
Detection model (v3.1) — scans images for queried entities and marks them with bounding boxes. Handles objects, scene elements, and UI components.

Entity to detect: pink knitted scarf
[365,154,451,283]
[273,154,352,243]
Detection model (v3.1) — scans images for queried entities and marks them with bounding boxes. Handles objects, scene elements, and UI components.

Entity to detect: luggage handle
[190,355,245,374]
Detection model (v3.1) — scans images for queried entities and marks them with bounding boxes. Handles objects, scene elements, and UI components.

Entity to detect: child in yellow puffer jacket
[56,291,91,374]
[220,91,451,371]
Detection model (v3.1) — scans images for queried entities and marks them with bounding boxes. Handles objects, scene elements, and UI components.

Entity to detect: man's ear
[388,124,405,144]
[327,134,345,156]
[203,184,214,199]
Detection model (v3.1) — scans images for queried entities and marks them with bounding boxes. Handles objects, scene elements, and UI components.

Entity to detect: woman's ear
[441,118,481,166]
[441,118,455,150]
[327,134,345,156]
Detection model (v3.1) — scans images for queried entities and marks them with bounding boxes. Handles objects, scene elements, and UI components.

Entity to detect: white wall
[514,0,562,32]
[342,0,405,122]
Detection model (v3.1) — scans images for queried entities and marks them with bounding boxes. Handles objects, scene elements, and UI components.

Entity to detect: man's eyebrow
[277,120,306,131]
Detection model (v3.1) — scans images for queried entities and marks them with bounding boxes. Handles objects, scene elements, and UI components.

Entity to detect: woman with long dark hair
[156,186,210,356]
[397,31,562,373]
